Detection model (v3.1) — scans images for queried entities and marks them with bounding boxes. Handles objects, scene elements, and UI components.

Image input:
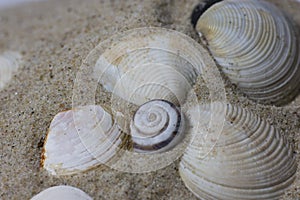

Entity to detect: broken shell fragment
[179,103,297,199]
[31,185,92,200]
[41,105,127,176]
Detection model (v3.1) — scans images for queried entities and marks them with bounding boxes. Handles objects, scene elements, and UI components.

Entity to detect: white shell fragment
[195,0,300,105]
[0,51,22,90]
[41,105,125,176]
[31,185,92,200]
[93,28,219,106]
[179,103,297,199]
[130,99,185,153]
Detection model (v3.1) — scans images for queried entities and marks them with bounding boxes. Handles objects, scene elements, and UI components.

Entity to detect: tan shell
[179,103,297,199]
[41,105,127,175]
[194,0,300,105]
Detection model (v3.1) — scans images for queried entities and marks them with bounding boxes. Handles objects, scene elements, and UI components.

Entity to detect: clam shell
[31,185,92,200]
[179,103,297,199]
[41,105,127,176]
[194,0,300,105]
[0,51,22,90]
[93,28,219,106]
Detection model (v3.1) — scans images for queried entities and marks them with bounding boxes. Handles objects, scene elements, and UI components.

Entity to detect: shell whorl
[193,0,300,105]
[130,99,185,153]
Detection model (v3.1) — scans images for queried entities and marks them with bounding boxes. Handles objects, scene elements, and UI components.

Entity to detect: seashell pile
[192,0,300,105]
[40,26,227,175]
[39,1,299,198]
[31,185,92,200]
[179,102,297,199]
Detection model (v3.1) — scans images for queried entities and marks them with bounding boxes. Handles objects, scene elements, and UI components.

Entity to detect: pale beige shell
[195,0,300,105]
[93,28,219,106]
[179,103,297,199]
[31,185,92,200]
[0,51,22,90]
[41,105,126,176]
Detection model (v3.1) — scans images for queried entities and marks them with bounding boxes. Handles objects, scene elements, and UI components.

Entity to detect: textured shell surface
[195,0,300,105]
[72,28,226,173]
[179,102,297,200]
[0,51,22,90]
[41,105,125,176]
[92,28,219,106]
[30,185,92,200]
[130,99,185,153]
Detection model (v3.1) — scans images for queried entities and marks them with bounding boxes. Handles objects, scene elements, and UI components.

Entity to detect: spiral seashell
[41,105,127,176]
[130,99,185,153]
[192,0,300,105]
[179,102,297,199]
[31,185,92,200]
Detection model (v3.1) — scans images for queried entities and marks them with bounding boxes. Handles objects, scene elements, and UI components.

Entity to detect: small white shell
[179,103,297,199]
[31,185,92,200]
[41,105,126,176]
[0,51,22,90]
[130,99,185,153]
[194,0,300,105]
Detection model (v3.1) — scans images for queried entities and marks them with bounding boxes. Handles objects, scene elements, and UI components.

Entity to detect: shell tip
[191,0,223,28]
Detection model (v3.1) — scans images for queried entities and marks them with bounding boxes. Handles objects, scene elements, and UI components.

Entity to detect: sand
[0,0,299,199]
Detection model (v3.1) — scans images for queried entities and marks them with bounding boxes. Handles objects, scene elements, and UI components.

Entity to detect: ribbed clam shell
[41,105,126,176]
[31,186,92,200]
[0,51,22,90]
[130,99,185,153]
[179,103,296,199]
[94,28,217,106]
[195,0,300,105]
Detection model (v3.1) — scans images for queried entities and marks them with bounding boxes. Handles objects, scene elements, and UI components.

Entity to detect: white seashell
[41,105,126,176]
[179,102,297,199]
[92,28,219,106]
[31,185,92,200]
[192,0,300,105]
[0,51,22,90]
[130,99,185,153]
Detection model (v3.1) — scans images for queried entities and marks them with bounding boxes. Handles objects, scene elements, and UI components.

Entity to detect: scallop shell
[130,99,185,153]
[193,0,300,105]
[31,185,92,200]
[0,51,22,90]
[179,103,297,199]
[41,105,127,176]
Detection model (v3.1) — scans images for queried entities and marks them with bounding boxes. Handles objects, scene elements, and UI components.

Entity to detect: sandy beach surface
[0,0,300,199]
